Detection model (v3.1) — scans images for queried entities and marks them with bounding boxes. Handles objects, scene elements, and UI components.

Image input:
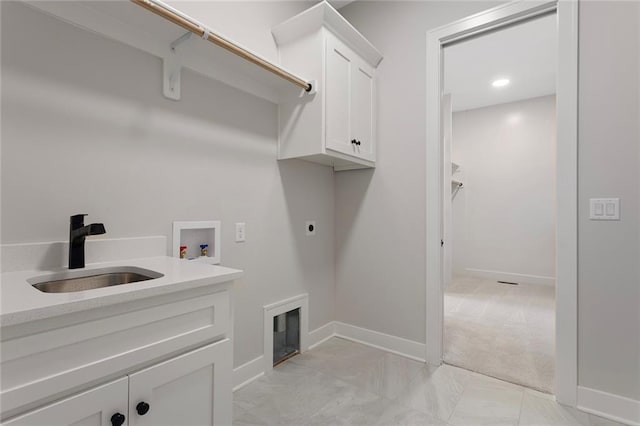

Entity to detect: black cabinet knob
[110,412,126,426]
[351,139,357,145]
[136,401,150,415]
[357,140,362,146]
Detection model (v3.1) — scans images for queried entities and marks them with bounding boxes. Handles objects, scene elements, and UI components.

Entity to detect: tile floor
[233,337,623,426]
[444,277,555,393]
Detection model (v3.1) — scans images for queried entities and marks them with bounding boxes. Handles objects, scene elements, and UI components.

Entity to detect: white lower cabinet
[128,339,232,426]
[1,284,234,426]
[3,378,128,426]
[3,339,231,426]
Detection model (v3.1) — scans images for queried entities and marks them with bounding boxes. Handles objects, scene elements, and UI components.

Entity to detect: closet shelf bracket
[163,31,198,101]
[171,31,193,52]
[131,0,314,98]
[163,54,182,101]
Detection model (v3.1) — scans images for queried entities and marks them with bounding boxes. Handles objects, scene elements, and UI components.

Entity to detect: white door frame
[425,0,579,406]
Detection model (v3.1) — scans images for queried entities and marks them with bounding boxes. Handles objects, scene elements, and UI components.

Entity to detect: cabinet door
[325,34,354,157]
[3,378,128,426]
[128,339,232,426]
[350,58,375,162]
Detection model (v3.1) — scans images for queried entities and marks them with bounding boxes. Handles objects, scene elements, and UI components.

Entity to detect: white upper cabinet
[325,34,352,158]
[273,1,383,171]
[325,34,376,163]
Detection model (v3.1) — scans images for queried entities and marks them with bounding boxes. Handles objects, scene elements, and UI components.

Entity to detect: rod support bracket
[164,31,197,101]
[163,54,182,101]
[170,31,193,53]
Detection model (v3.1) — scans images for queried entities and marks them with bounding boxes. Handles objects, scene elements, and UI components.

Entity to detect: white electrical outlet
[235,222,246,242]
[590,198,620,220]
[305,221,316,236]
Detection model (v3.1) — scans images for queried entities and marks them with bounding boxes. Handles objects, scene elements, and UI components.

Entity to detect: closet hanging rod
[130,0,313,92]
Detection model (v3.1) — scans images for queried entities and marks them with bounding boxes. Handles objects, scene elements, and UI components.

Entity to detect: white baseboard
[233,356,264,392]
[465,268,555,286]
[334,321,426,362]
[308,321,336,349]
[234,321,334,392]
[233,321,427,392]
[577,386,640,426]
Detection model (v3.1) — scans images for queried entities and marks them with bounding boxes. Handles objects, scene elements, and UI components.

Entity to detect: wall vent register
[273,308,300,366]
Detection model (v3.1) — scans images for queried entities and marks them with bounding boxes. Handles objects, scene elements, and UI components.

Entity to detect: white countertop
[0,256,243,327]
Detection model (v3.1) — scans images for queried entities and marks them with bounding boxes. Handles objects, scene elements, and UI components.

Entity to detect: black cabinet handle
[351,139,357,145]
[136,401,151,416]
[111,412,126,426]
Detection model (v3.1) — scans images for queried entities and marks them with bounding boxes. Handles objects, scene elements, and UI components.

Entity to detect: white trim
[577,386,640,426]
[425,14,444,365]
[234,321,428,393]
[308,321,336,349]
[334,321,426,362]
[554,0,579,407]
[233,321,334,392]
[232,356,265,392]
[464,268,555,287]
[425,0,579,406]
[271,1,383,68]
[263,294,309,373]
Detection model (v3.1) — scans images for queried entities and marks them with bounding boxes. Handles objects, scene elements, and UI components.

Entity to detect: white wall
[451,96,557,284]
[577,1,640,401]
[340,0,639,403]
[335,0,501,345]
[164,1,298,64]
[0,1,335,369]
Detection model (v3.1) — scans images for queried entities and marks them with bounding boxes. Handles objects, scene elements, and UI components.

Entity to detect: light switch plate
[235,222,246,242]
[590,198,620,220]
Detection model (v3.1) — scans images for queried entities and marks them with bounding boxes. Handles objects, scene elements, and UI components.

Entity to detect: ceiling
[444,14,557,112]
[328,0,355,9]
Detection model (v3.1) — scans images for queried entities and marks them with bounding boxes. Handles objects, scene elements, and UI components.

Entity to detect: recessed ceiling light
[492,78,510,88]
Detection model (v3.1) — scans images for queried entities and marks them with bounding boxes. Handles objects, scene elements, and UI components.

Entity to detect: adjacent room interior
[441,14,558,394]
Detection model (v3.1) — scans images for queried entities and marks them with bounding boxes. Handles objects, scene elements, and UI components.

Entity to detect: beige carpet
[443,276,555,393]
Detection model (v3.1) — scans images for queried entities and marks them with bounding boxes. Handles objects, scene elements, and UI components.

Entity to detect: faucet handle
[70,214,88,226]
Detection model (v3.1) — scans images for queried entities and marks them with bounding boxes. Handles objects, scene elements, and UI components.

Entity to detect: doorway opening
[425,1,578,405]
[441,14,558,393]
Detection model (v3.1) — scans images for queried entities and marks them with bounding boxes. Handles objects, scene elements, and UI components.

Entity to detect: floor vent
[498,280,519,285]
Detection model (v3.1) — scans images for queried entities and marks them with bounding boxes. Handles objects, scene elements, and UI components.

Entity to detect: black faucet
[69,214,106,269]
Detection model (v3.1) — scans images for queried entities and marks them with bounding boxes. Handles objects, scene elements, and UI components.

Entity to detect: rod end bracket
[305,80,318,95]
